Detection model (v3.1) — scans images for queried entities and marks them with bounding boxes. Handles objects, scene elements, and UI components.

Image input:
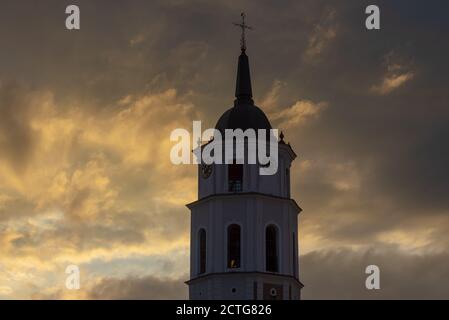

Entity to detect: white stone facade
[186,143,303,300]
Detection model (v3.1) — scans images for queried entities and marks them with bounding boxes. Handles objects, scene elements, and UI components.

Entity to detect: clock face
[200,163,213,179]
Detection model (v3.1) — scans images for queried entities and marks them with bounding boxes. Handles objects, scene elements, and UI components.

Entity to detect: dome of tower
[215,103,272,134]
[215,49,272,134]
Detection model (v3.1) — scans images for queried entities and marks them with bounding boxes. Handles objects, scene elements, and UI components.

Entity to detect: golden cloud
[371,72,414,95]
[0,84,199,298]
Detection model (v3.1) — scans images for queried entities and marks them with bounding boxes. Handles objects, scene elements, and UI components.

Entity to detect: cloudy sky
[0,0,448,299]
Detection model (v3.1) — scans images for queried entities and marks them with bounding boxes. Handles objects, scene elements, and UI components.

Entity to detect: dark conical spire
[233,12,254,106]
[235,51,254,106]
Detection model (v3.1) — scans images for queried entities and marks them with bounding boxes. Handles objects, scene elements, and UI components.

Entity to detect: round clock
[200,163,213,179]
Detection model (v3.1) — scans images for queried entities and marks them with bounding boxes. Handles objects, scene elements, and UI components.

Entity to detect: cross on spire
[233,12,253,52]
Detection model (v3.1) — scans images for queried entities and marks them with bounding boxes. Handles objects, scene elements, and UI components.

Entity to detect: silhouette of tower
[186,14,303,300]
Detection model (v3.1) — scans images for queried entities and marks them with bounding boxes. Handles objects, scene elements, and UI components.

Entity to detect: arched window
[266,225,279,272]
[198,229,206,274]
[227,224,241,268]
[228,164,243,192]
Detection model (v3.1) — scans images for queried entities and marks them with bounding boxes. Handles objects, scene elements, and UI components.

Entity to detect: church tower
[186,14,303,300]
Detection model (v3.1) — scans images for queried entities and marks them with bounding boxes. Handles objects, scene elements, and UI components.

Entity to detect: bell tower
[186,14,303,300]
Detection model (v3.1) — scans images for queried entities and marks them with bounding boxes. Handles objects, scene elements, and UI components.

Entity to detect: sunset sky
[1,0,449,299]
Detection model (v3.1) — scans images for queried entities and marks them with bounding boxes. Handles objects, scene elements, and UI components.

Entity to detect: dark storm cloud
[0,0,239,108]
[379,121,449,212]
[301,248,449,299]
[267,0,449,248]
[0,82,37,172]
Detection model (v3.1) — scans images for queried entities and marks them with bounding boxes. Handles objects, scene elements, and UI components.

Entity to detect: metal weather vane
[233,12,253,52]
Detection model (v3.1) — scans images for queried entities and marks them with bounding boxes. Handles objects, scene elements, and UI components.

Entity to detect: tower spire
[233,13,254,106]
